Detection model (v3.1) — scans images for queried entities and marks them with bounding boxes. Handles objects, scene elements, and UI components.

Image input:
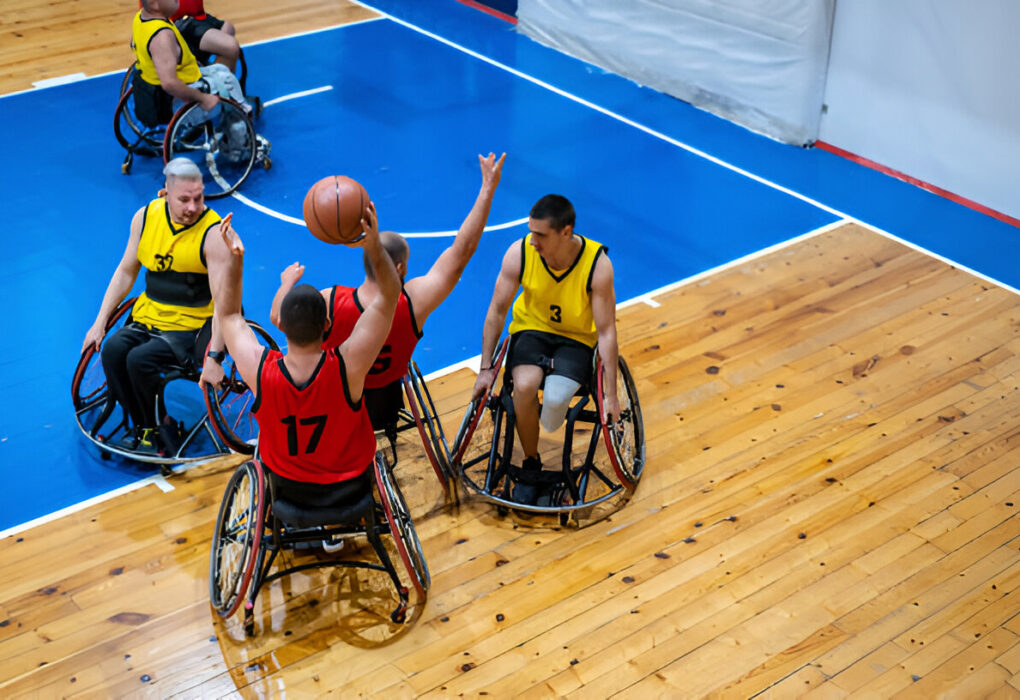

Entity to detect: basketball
[302,175,370,244]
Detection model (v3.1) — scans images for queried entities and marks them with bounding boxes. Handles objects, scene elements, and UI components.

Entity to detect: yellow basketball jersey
[131,199,220,331]
[131,10,201,86]
[508,234,607,348]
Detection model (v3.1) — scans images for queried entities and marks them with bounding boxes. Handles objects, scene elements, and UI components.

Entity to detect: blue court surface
[0,0,1013,533]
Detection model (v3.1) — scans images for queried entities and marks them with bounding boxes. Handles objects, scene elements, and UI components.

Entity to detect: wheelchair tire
[114,86,164,157]
[204,320,280,455]
[403,363,453,494]
[209,459,265,618]
[373,453,430,600]
[450,336,509,468]
[164,98,256,199]
[596,355,645,490]
[72,297,137,443]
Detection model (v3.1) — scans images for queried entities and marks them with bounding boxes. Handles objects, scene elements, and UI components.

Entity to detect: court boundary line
[4,213,1014,539]
[0,218,845,541]
[0,16,383,100]
[351,0,1020,299]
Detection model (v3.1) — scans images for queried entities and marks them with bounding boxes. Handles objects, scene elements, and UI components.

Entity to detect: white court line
[0,16,383,99]
[264,85,333,107]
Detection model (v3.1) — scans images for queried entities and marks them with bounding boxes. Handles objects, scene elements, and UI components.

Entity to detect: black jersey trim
[518,238,526,284]
[251,347,269,414]
[352,288,365,313]
[277,351,327,392]
[586,245,608,294]
[322,285,339,345]
[539,235,587,283]
[403,288,424,339]
[163,201,212,236]
[336,348,364,411]
[198,215,220,269]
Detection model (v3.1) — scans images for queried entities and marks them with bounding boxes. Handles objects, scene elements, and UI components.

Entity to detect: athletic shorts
[507,330,594,386]
[175,14,226,64]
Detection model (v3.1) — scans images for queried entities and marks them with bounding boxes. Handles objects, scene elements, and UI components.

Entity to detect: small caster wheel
[160,464,173,478]
[262,156,272,170]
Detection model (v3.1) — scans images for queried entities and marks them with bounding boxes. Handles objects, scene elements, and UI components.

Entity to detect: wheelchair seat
[449,336,645,527]
[72,296,278,471]
[113,67,271,199]
[210,455,430,635]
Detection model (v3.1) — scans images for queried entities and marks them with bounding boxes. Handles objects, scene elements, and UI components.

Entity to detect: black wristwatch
[207,349,226,364]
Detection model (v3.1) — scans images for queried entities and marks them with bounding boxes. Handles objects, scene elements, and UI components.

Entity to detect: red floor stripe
[815,140,1019,229]
[454,0,517,24]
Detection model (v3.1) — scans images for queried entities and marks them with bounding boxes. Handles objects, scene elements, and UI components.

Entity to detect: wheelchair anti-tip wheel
[113,87,165,167]
[204,320,280,455]
[374,453,430,602]
[209,460,265,618]
[163,98,256,199]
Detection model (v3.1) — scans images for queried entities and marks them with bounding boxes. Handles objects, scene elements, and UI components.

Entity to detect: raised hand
[219,213,243,256]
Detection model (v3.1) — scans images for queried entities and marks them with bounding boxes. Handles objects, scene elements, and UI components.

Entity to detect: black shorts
[268,464,372,509]
[363,380,405,431]
[175,14,226,64]
[507,330,594,386]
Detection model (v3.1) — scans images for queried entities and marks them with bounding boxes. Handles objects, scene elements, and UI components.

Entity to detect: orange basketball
[302,175,370,244]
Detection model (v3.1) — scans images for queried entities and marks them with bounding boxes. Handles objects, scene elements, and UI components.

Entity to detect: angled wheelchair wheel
[209,460,265,618]
[596,355,645,490]
[114,87,164,161]
[164,98,255,199]
[72,297,138,447]
[373,453,430,601]
[205,320,280,455]
[402,362,453,494]
[450,337,509,468]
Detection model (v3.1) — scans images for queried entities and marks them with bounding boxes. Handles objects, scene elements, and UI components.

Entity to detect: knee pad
[540,375,581,433]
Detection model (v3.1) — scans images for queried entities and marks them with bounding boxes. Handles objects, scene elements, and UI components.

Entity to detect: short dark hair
[530,194,575,231]
[279,284,326,346]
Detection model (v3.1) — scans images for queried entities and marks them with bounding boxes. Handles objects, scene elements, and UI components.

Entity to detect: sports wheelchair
[449,337,645,527]
[72,296,278,471]
[361,361,458,504]
[209,453,430,635]
[113,64,270,198]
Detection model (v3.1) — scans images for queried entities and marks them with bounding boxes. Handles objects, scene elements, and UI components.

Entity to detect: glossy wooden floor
[4,2,1020,697]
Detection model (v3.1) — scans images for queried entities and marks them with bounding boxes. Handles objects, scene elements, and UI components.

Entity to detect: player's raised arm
[405,152,506,325]
[208,214,262,389]
[340,203,400,397]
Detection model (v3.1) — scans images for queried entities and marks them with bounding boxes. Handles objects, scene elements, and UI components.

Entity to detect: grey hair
[163,158,203,182]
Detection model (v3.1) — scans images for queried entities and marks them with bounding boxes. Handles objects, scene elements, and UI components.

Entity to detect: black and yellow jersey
[508,234,607,348]
[131,10,201,86]
[131,198,220,331]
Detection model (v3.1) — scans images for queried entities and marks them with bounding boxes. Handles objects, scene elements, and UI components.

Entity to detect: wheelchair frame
[71,296,278,470]
[209,454,429,635]
[113,80,268,199]
[448,337,645,525]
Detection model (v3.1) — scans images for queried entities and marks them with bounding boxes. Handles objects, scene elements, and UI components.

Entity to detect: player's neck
[282,344,323,384]
[544,234,581,270]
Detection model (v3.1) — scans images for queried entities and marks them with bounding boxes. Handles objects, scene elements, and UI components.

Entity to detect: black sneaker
[510,456,543,506]
[158,418,185,457]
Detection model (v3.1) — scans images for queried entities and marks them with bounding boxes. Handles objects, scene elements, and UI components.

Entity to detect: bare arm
[208,214,263,389]
[150,29,218,111]
[590,253,620,420]
[82,207,145,353]
[471,241,521,399]
[268,262,305,331]
[404,152,505,325]
[339,203,399,398]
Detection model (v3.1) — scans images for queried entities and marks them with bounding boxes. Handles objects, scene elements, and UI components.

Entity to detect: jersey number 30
[281,414,328,455]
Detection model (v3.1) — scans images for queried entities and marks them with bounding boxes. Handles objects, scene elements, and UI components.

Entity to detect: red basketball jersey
[170,0,207,21]
[252,347,376,484]
[321,285,423,389]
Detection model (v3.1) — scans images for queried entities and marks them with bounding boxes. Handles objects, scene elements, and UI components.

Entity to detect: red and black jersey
[321,285,423,390]
[252,347,376,484]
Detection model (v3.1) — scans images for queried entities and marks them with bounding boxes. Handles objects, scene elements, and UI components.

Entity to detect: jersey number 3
[550,305,562,323]
[281,414,328,455]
